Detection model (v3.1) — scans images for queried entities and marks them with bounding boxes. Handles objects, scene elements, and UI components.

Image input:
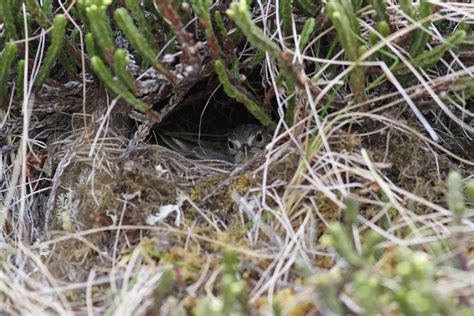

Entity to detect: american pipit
[226,124,270,164]
[159,124,270,164]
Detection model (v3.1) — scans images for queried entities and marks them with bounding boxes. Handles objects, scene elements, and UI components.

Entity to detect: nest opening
[149,78,277,159]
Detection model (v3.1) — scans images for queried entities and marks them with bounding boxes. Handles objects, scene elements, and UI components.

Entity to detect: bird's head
[227,124,270,163]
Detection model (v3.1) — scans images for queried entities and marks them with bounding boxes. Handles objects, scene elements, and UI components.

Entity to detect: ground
[0,0,473,315]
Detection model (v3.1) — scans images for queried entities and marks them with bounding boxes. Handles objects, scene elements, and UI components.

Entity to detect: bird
[158,124,270,164]
[226,124,270,164]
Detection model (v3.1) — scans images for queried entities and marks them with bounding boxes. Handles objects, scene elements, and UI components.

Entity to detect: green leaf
[25,0,52,29]
[113,49,137,92]
[114,8,168,75]
[299,17,315,51]
[0,0,17,40]
[86,3,116,63]
[280,0,293,36]
[294,0,318,16]
[215,60,275,128]
[410,0,433,57]
[125,0,156,48]
[35,14,67,87]
[15,59,25,97]
[413,30,466,69]
[91,56,150,113]
[0,42,17,97]
[227,0,281,59]
[447,170,464,218]
[371,0,389,24]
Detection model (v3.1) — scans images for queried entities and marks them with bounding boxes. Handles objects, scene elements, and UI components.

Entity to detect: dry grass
[1,0,473,314]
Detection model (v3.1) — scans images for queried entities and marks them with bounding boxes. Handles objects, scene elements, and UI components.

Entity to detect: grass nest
[0,0,473,314]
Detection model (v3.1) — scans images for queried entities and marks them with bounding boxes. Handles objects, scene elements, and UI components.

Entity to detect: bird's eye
[228,140,235,150]
[255,132,263,142]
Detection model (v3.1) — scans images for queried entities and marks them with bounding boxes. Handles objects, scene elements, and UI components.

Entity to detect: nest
[1,0,473,314]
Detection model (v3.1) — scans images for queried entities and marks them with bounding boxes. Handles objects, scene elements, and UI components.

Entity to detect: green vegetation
[0,0,472,314]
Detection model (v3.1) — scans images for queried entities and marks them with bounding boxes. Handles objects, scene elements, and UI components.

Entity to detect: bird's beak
[242,144,249,161]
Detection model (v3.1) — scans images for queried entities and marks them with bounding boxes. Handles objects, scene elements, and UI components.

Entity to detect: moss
[166,246,206,281]
[188,171,261,221]
[367,133,450,212]
[189,173,227,203]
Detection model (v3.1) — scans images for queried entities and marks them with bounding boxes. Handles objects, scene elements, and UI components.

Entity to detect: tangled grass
[0,0,473,314]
